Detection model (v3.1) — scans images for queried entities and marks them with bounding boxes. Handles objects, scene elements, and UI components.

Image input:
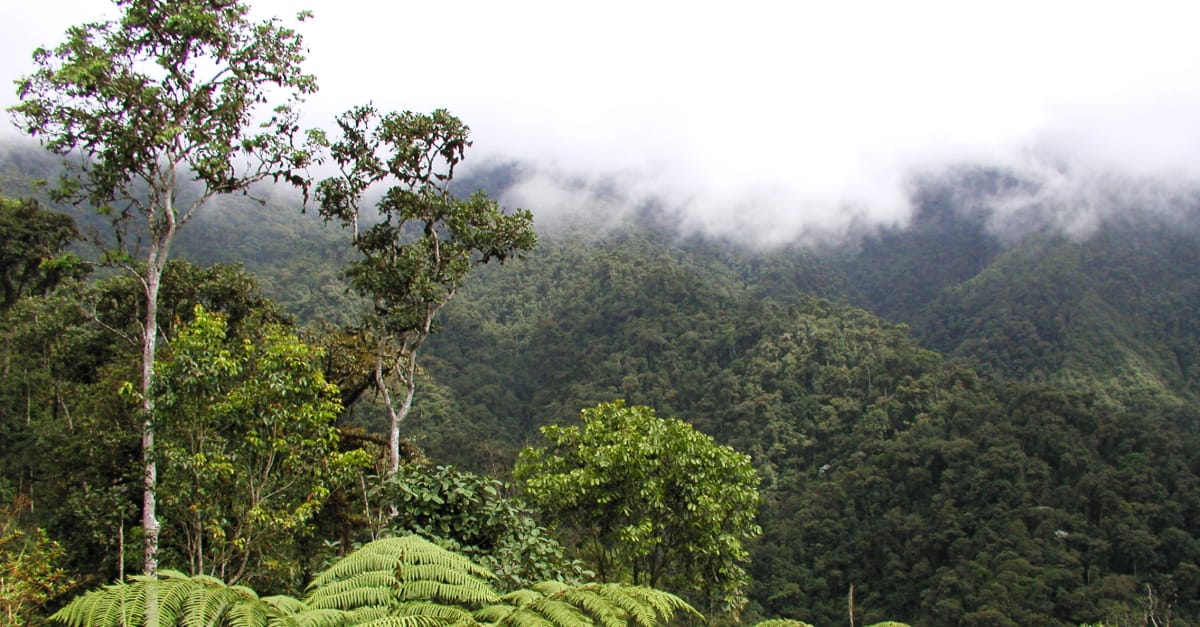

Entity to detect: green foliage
[9,0,322,576]
[516,401,761,618]
[9,0,317,211]
[0,501,76,627]
[376,463,586,590]
[51,535,697,626]
[154,305,368,586]
[0,259,341,582]
[315,104,537,470]
[0,194,85,310]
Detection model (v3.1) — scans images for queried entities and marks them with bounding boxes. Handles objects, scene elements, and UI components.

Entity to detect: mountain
[4,142,1200,625]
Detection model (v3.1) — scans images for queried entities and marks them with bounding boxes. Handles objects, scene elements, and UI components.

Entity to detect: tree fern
[481,581,698,627]
[304,536,502,612]
[50,569,259,627]
[50,536,698,626]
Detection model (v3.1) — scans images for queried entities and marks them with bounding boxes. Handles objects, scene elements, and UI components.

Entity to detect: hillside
[4,143,1200,625]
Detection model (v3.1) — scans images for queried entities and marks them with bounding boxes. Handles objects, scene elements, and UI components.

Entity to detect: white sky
[5,0,1200,244]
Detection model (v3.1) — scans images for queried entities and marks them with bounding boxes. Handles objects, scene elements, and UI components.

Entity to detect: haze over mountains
[8,1,1200,248]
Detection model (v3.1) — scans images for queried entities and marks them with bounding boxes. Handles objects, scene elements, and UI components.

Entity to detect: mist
[7,1,1200,247]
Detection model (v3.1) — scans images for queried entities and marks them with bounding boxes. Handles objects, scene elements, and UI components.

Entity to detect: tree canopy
[516,400,761,618]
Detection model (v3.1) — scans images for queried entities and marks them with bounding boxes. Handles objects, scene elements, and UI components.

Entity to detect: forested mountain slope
[415,227,1200,625]
[4,143,1200,625]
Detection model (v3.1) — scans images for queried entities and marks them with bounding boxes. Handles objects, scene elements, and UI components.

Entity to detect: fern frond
[354,617,463,627]
[598,583,698,625]
[272,607,352,627]
[305,585,400,611]
[519,597,590,626]
[305,536,502,613]
[485,581,697,627]
[260,594,307,613]
[528,582,569,596]
[474,603,517,623]
[311,536,495,589]
[489,607,556,627]
[548,588,624,627]
[50,570,284,627]
[50,584,135,627]
[390,601,476,620]
[498,589,542,607]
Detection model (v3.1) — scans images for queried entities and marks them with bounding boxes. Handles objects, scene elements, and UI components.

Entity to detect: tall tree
[315,105,536,471]
[9,0,318,576]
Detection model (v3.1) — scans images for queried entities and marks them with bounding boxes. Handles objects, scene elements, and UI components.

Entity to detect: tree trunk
[141,258,161,579]
[141,194,176,627]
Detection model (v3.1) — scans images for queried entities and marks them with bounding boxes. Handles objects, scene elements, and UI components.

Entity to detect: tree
[9,0,318,577]
[315,105,536,471]
[515,400,762,618]
[0,195,83,311]
[374,462,586,590]
[153,305,367,587]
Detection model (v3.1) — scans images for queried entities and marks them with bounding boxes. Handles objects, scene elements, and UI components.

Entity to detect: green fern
[483,581,699,627]
[50,536,699,626]
[305,536,502,613]
[50,569,260,627]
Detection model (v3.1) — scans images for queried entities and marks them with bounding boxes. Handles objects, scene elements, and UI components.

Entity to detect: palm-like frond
[50,569,261,627]
[50,537,697,627]
[306,536,501,614]
[482,581,698,627]
[312,536,496,589]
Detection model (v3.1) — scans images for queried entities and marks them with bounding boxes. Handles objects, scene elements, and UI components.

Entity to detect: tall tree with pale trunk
[9,0,319,582]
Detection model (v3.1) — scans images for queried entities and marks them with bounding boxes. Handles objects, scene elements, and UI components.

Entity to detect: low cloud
[9,1,1200,248]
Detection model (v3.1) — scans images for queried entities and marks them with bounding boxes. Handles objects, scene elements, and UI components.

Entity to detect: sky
[5,1,1200,245]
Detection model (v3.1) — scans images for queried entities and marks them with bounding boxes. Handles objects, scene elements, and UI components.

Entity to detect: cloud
[7,0,1200,246]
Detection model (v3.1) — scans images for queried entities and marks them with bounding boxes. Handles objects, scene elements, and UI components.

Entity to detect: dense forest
[3,2,1200,625]
[5,138,1200,626]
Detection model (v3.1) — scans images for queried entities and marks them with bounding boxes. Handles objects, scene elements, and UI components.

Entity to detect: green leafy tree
[375,463,586,590]
[515,400,762,618]
[153,305,366,586]
[9,0,318,577]
[315,104,537,472]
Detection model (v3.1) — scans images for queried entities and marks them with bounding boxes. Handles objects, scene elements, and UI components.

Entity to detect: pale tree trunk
[140,183,177,627]
[141,247,163,578]
[378,299,444,473]
[376,346,415,474]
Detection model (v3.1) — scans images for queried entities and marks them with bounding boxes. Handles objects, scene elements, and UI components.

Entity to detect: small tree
[376,462,586,590]
[315,105,536,471]
[515,400,762,618]
[154,305,366,586]
[9,0,318,577]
